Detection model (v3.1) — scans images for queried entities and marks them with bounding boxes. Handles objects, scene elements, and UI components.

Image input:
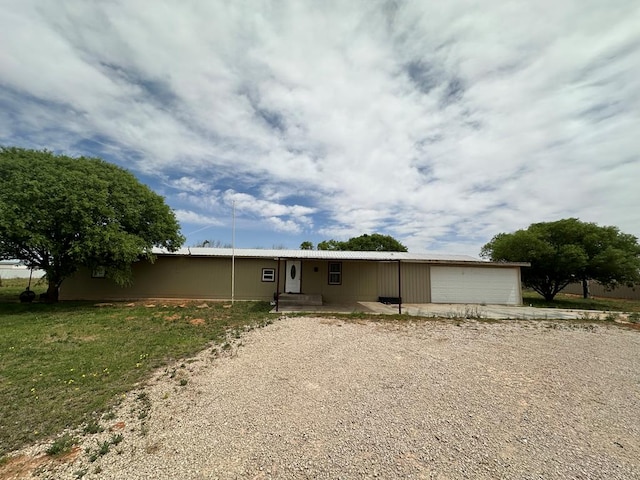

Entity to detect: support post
[275,257,281,312]
[231,201,236,305]
[398,260,402,315]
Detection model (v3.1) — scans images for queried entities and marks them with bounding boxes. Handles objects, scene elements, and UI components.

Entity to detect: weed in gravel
[136,392,151,420]
[604,312,621,322]
[74,468,88,478]
[86,433,122,463]
[102,411,116,421]
[444,306,485,320]
[83,419,104,435]
[179,378,188,386]
[86,449,97,463]
[97,440,110,456]
[46,433,76,456]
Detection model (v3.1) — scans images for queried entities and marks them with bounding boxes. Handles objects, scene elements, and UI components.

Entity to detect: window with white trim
[92,266,106,278]
[328,262,342,285]
[262,268,275,282]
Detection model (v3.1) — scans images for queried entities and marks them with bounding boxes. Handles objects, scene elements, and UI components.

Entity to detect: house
[59,248,528,307]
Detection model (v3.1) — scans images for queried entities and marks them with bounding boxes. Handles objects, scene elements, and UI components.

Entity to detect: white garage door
[430,266,520,305]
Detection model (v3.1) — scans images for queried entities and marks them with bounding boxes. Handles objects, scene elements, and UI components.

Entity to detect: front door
[285,261,301,293]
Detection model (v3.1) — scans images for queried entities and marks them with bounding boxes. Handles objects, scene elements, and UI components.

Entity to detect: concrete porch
[277,293,323,307]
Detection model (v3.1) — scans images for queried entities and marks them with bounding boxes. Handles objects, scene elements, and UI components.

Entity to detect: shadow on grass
[523,291,640,312]
[0,300,104,317]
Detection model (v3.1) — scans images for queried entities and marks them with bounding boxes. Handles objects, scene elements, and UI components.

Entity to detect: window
[91,266,106,278]
[328,262,342,285]
[262,268,275,282]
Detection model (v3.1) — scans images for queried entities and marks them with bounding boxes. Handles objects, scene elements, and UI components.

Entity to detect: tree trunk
[582,278,590,299]
[46,279,60,302]
[543,292,556,302]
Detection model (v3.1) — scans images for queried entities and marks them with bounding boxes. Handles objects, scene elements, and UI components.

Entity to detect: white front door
[285,261,301,293]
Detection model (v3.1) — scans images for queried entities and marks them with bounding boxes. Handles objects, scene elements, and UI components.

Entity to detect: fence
[563,282,640,301]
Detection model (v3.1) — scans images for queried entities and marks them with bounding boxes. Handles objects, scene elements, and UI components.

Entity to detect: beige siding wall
[299,260,324,295]
[271,260,379,303]
[400,263,431,303]
[377,263,398,298]
[563,282,640,301]
[59,256,519,305]
[377,262,431,303]
[60,256,279,301]
[334,261,379,303]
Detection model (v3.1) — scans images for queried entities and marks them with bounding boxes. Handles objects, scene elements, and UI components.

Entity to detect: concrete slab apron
[365,303,616,320]
[272,302,616,320]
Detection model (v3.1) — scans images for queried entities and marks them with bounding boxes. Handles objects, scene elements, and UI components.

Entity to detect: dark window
[328,262,342,285]
[262,268,275,282]
[92,267,106,278]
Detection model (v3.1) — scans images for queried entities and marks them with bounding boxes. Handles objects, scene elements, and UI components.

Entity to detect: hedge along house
[59,248,528,310]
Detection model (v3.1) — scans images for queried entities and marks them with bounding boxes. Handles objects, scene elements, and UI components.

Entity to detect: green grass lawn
[523,290,640,313]
[0,279,272,456]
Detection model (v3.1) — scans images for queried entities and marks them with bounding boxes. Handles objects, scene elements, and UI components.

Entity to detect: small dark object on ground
[379,296,401,305]
[19,288,36,303]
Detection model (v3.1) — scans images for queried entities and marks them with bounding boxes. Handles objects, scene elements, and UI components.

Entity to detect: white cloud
[1,0,639,254]
[168,177,211,193]
[221,190,313,218]
[174,209,222,227]
[266,217,304,234]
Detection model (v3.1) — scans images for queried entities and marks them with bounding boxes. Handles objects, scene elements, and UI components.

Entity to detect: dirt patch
[109,422,126,432]
[0,447,80,480]
[189,318,205,326]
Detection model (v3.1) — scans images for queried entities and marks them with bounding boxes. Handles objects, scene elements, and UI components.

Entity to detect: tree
[316,239,343,251]
[481,218,640,301]
[193,239,232,248]
[0,147,184,301]
[317,233,407,252]
[299,241,314,250]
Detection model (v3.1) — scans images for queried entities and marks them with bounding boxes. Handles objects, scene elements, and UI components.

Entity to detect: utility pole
[231,200,236,305]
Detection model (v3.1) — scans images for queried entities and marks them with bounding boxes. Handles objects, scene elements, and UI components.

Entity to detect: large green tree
[481,218,640,301]
[0,147,184,301]
[317,233,407,252]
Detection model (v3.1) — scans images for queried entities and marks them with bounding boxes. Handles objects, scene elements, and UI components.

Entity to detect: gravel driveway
[25,317,640,479]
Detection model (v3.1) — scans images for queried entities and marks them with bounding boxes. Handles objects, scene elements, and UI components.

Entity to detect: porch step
[278,293,323,306]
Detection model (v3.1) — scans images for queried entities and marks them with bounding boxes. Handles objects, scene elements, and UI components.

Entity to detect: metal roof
[152,247,529,267]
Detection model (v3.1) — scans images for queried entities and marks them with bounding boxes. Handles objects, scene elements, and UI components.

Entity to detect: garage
[430,266,521,305]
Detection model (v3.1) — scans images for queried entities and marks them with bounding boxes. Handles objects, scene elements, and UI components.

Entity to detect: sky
[1,1,639,257]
